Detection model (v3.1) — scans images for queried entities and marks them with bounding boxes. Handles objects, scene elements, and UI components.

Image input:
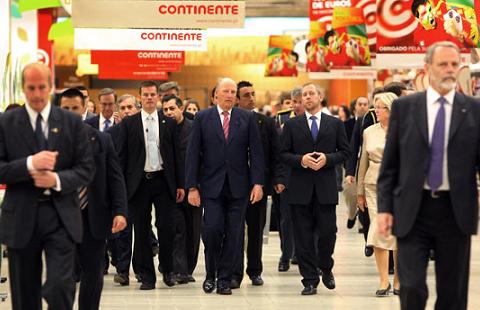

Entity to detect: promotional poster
[265,35,299,77]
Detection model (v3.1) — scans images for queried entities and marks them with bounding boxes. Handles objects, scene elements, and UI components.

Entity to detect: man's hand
[30,170,57,188]
[357,194,367,211]
[113,112,121,124]
[345,175,355,186]
[176,188,185,203]
[32,151,58,171]
[377,213,393,237]
[188,188,201,207]
[112,215,127,233]
[274,184,285,194]
[250,184,263,204]
[302,152,319,170]
[316,152,327,170]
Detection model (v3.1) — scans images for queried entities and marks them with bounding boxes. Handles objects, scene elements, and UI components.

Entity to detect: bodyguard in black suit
[59,88,128,309]
[186,78,264,295]
[162,95,201,283]
[281,83,350,295]
[232,81,286,287]
[0,63,95,309]
[118,81,184,290]
[377,42,480,310]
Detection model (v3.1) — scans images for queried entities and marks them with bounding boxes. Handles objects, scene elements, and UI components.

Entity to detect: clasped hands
[30,151,59,188]
[301,152,327,171]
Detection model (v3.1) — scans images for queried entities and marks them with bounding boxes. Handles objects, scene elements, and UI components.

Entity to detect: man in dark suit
[232,81,285,288]
[85,88,118,131]
[118,80,184,290]
[377,41,480,310]
[0,63,95,309]
[162,94,201,284]
[186,77,264,295]
[281,83,350,295]
[77,86,96,121]
[59,88,127,309]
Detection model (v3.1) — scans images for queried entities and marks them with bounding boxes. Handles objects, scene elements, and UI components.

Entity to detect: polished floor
[0,195,479,309]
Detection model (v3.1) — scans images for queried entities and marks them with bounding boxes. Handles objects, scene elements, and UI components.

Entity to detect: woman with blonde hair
[357,92,400,296]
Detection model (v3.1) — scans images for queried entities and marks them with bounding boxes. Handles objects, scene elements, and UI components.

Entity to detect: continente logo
[158,3,240,15]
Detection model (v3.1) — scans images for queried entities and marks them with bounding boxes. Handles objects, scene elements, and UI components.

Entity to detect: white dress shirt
[141,109,163,171]
[217,105,232,127]
[304,110,322,131]
[99,113,115,132]
[423,86,455,191]
[25,102,61,192]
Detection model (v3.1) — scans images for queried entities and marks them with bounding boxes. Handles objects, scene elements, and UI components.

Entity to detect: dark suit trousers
[8,202,76,310]
[397,192,471,310]
[290,191,337,287]
[277,190,295,262]
[233,195,267,282]
[202,179,248,285]
[172,202,202,276]
[130,172,174,284]
[77,210,106,310]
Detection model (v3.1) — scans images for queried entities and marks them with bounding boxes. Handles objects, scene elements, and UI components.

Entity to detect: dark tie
[222,111,230,139]
[35,113,47,151]
[104,119,111,131]
[310,115,318,141]
[427,97,446,191]
[78,186,88,210]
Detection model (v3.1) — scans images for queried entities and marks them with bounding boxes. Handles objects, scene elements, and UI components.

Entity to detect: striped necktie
[78,186,88,210]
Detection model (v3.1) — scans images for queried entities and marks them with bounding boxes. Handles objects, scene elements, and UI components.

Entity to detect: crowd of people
[0,41,478,310]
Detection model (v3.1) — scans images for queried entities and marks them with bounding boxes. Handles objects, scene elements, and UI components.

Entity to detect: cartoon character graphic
[268,56,284,75]
[412,0,445,30]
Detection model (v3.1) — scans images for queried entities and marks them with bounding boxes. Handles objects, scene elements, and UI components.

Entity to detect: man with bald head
[0,63,95,309]
[186,77,264,295]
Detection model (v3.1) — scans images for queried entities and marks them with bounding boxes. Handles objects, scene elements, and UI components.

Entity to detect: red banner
[37,9,54,72]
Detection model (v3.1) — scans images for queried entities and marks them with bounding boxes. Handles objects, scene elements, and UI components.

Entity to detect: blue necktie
[427,97,446,191]
[310,115,318,141]
[103,119,111,131]
[35,113,47,151]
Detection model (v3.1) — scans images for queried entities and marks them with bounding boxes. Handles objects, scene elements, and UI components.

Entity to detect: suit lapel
[208,107,225,143]
[17,107,37,153]
[449,92,467,141]
[157,111,166,149]
[316,113,329,143]
[298,114,313,143]
[47,106,62,151]
[227,108,239,145]
[414,92,429,144]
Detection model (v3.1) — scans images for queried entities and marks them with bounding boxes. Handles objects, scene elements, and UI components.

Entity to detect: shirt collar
[99,113,114,125]
[141,109,158,122]
[305,110,322,121]
[25,101,51,124]
[427,86,455,105]
[217,104,232,116]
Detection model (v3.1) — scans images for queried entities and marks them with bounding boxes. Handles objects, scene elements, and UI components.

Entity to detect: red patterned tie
[222,111,230,139]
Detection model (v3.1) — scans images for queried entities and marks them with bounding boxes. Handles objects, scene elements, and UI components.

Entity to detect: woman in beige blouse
[357,92,399,297]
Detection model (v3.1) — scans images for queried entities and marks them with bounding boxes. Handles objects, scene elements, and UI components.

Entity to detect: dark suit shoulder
[84,114,99,125]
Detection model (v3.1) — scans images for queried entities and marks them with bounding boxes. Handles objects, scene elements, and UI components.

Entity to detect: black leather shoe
[176,273,189,284]
[301,284,317,295]
[250,275,264,286]
[393,288,400,295]
[230,278,241,289]
[291,256,298,265]
[114,274,130,286]
[364,246,374,257]
[140,282,155,290]
[347,217,356,229]
[216,284,232,295]
[163,272,176,287]
[203,279,216,293]
[187,275,195,283]
[375,283,391,297]
[321,270,336,290]
[135,274,142,283]
[278,260,290,272]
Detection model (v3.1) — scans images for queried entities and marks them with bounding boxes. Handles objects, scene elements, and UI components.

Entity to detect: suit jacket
[185,106,265,199]
[177,118,193,168]
[377,92,480,237]
[0,106,95,248]
[281,113,350,205]
[118,112,183,200]
[254,112,285,195]
[84,124,127,240]
[344,117,356,142]
[84,115,116,131]
[106,123,121,151]
[84,111,96,121]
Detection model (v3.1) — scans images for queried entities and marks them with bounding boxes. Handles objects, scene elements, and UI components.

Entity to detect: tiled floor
[0,195,479,309]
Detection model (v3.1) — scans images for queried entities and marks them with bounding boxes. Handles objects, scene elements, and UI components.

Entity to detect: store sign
[72,0,245,29]
[91,50,185,65]
[75,29,207,51]
[309,69,377,79]
[99,62,182,73]
[98,67,169,80]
